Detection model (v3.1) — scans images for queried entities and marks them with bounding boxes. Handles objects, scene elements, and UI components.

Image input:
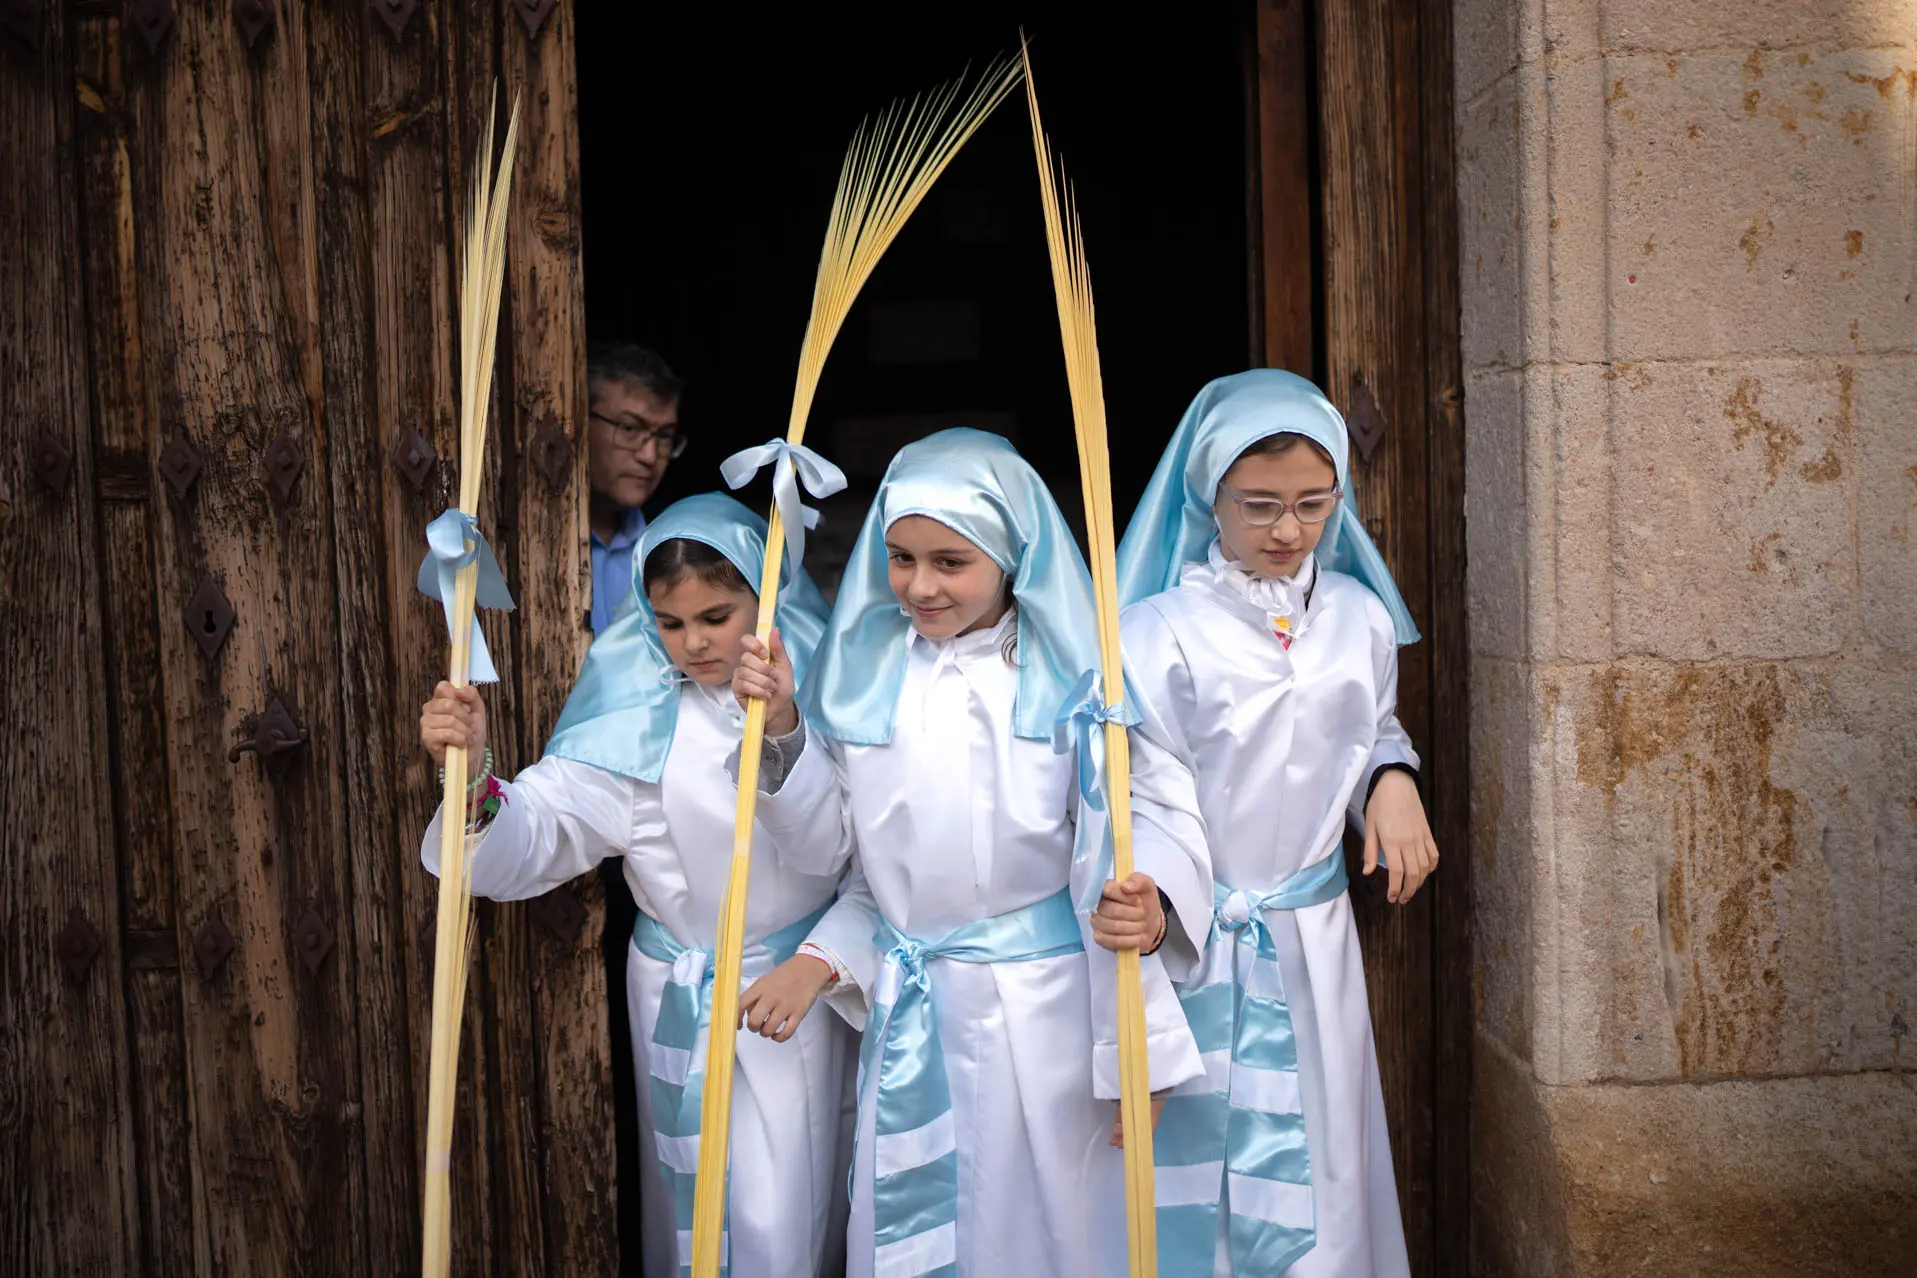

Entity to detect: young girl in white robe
[417,493,866,1278]
[1091,371,1440,1278]
[738,428,1210,1278]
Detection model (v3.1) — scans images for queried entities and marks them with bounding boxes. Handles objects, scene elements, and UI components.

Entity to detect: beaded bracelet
[437,744,494,793]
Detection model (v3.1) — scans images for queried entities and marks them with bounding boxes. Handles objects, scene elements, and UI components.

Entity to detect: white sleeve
[750,723,854,878]
[796,856,879,1032]
[1076,603,1214,1100]
[1348,611,1421,833]
[421,755,635,902]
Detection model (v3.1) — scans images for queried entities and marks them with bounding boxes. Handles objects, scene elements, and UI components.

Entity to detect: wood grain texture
[131,1,368,1269]
[70,9,196,1274]
[0,4,141,1273]
[1316,0,1440,1268]
[499,3,619,1270]
[1251,0,1318,375]
[1417,0,1472,1271]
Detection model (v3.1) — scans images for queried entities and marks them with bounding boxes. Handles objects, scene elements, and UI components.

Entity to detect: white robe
[422,680,865,1278]
[1122,554,1415,1278]
[758,611,1207,1278]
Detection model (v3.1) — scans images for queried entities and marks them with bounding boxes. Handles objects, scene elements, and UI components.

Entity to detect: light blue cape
[801,428,1115,746]
[544,492,832,781]
[1115,369,1420,644]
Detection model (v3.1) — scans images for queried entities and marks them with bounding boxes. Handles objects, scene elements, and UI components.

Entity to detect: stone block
[1458,73,1525,371]
[1855,356,1917,652]
[1466,367,1531,659]
[1606,49,1917,361]
[1540,52,1615,365]
[1474,1037,1917,1276]
[1601,0,1917,56]
[1549,658,1916,1081]
[1609,358,1855,661]
[1455,0,1522,106]
[1471,656,1540,1061]
[1549,362,1616,660]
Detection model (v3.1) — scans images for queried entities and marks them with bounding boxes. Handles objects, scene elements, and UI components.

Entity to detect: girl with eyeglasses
[1083,370,1437,1277]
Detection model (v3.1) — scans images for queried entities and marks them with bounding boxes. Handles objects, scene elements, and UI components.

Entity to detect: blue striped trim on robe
[634,898,832,1277]
[1153,853,1351,1277]
[857,889,1086,1278]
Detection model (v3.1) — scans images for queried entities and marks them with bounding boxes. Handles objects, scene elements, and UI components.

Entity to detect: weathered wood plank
[69,10,196,1274]
[1417,0,1472,1270]
[498,4,619,1271]
[131,1,367,1270]
[1317,0,1438,1268]
[299,0,437,1272]
[361,2,513,1272]
[0,4,141,1273]
[1250,0,1317,374]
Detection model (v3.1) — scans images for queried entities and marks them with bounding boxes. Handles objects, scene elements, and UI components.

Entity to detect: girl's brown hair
[1237,431,1337,469]
[641,537,752,598]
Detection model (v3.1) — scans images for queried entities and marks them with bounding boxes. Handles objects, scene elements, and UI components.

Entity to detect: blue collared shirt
[589,505,648,633]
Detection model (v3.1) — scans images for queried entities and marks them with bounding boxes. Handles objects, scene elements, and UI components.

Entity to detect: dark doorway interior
[577,6,1249,1268]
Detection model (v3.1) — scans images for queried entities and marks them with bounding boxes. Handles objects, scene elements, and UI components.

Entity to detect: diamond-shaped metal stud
[130,0,175,53]
[392,426,437,493]
[1348,378,1387,463]
[194,916,236,978]
[57,911,102,984]
[531,887,586,947]
[369,0,416,40]
[511,0,556,38]
[292,908,334,973]
[184,575,237,661]
[233,0,273,48]
[159,434,203,497]
[34,429,72,492]
[262,431,304,500]
[529,423,573,496]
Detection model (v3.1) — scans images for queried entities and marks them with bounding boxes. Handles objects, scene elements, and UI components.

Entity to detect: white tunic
[1123,553,1416,1278]
[422,680,864,1278]
[759,611,1205,1278]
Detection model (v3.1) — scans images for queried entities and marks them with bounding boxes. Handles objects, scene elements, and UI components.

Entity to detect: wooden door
[1247,0,1471,1273]
[1,2,614,1273]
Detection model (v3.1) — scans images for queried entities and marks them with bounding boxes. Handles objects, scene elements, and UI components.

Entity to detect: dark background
[576,5,1252,1266]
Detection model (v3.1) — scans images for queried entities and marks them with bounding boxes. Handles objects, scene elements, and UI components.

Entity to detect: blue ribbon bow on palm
[719,439,847,570]
[417,508,516,683]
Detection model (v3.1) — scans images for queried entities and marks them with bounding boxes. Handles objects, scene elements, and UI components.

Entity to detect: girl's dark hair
[641,538,752,597]
[1238,431,1337,469]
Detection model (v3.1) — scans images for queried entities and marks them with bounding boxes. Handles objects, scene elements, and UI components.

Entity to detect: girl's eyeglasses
[1217,482,1342,527]
[592,411,687,459]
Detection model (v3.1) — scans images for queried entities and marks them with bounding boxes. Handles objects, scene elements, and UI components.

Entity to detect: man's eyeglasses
[1217,482,1342,527]
[592,411,687,459]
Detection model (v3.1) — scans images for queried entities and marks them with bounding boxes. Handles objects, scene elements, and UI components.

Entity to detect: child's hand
[733,627,799,737]
[1109,1095,1168,1149]
[1363,770,1439,904]
[419,682,488,784]
[738,953,833,1042]
[1089,873,1164,953]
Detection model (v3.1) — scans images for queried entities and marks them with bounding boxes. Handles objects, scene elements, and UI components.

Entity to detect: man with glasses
[586,340,686,632]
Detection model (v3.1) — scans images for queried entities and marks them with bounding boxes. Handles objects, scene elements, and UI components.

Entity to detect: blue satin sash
[1153,852,1350,1277]
[634,897,832,1277]
[857,888,1086,1278]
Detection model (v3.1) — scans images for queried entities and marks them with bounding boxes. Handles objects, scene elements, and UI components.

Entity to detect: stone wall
[1455,0,1917,1271]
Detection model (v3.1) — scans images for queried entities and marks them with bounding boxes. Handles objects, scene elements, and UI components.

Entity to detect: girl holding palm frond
[739,429,1210,1278]
[419,494,866,1278]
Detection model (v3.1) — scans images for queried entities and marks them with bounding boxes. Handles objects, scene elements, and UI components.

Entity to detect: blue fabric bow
[634,899,831,1277]
[719,438,848,572]
[416,508,517,683]
[1152,855,1351,1277]
[857,890,1086,1277]
[1051,669,1126,814]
